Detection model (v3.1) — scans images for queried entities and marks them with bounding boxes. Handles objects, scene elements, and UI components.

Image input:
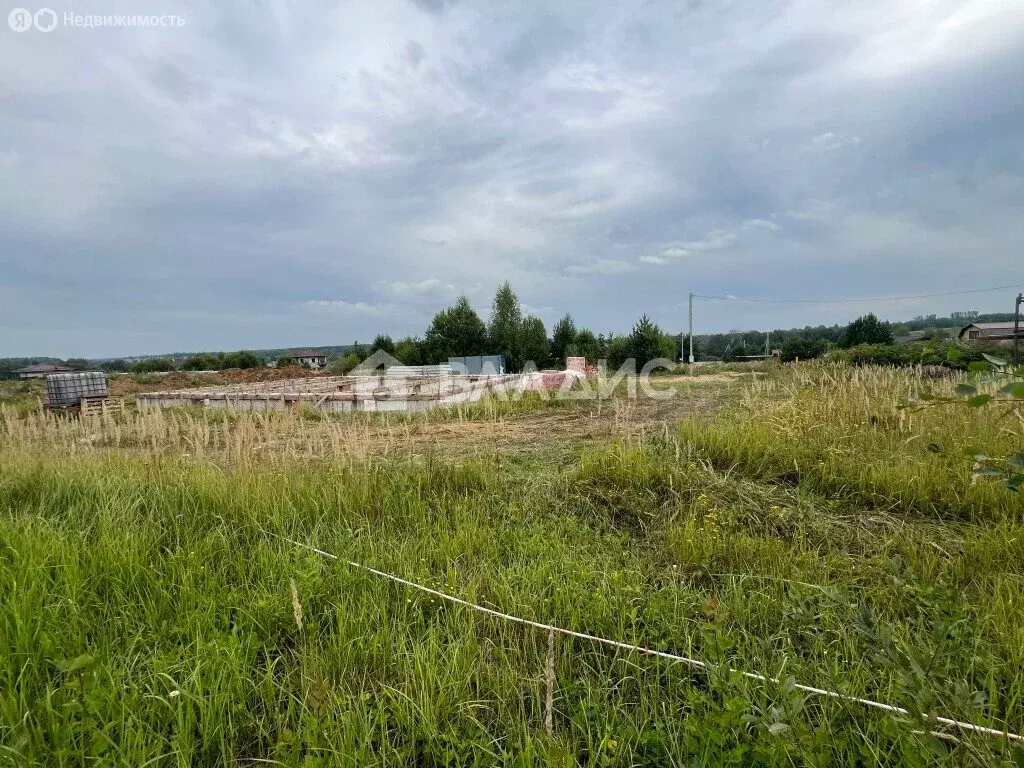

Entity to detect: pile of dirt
[108,366,337,396]
[109,372,222,396]
[216,365,333,384]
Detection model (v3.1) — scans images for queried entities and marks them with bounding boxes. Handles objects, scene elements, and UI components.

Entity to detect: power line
[693,283,1024,305]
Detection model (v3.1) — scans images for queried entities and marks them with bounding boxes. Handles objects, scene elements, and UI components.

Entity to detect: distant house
[958,322,1022,342]
[291,349,327,369]
[894,330,929,344]
[13,363,75,379]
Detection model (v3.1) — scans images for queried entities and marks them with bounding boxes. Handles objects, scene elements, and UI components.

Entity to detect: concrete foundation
[135,373,530,413]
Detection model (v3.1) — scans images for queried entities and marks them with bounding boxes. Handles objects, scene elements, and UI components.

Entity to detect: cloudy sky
[2,0,1023,357]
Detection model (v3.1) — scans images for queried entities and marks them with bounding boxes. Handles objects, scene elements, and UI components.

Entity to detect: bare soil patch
[108,366,333,397]
[367,386,725,461]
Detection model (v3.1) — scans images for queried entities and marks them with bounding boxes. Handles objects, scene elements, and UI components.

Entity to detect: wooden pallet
[79,397,124,416]
[46,397,124,416]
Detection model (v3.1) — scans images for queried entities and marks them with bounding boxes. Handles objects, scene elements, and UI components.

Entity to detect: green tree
[780,337,826,363]
[328,353,362,375]
[629,314,669,369]
[131,358,175,373]
[520,315,550,368]
[393,337,422,366]
[98,359,129,373]
[843,313,894,347]
[724,342,750,362]
[274,355,296,368]
[606,336,631,369]
[659,332,679,362]
[64,358,89,371]
[567,329,599,363]
[371,334,395,355]
[550,314,576,366]
[487,282,524,371]
[221,351,262,369]
[424,296,488,363]
[182,353,223,371]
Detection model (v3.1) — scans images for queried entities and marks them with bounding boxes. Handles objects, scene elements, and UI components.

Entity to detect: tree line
[1,305,1011,379]
[328,283,680,374]
[696,313,938,363]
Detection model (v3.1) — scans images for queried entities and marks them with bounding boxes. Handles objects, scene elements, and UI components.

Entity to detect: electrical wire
[277,534,1022,743]
[693,283,1024,304]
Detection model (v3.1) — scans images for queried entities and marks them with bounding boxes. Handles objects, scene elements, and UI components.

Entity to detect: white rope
[277,535,1022,743]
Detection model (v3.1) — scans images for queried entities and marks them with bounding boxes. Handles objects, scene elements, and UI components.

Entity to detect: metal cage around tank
[44,372,109,407]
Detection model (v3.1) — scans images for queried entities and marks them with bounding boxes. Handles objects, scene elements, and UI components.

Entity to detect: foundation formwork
[135,373,529,413]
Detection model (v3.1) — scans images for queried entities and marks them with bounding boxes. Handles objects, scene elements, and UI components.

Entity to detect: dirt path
[368,384,726,461]
[655,372,761,384]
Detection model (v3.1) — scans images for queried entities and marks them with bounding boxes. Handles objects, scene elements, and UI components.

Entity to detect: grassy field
[1,366,1022,766]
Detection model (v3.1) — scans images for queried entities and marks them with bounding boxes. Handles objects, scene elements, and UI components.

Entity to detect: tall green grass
[1,367,1023,765]
[682,363,1024,521]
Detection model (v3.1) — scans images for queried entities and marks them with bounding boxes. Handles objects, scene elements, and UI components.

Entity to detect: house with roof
[291,349,328,369]
[894,330,930,344]
[958,322,1022,343]
[13,363,75,379]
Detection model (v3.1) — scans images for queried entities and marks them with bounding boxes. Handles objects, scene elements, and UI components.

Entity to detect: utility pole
[1014,292,1022,367]
[687,292,694,370]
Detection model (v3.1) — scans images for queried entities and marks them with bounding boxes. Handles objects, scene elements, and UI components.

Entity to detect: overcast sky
[2,0,1023,358]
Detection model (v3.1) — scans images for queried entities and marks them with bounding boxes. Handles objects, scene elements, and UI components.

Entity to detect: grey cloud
[2,0,1023,357]
[405,40,425,69]
[408,0,451,15]
[146,59,209,103]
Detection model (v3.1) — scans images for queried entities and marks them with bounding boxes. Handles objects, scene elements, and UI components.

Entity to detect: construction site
[133,365,580,413]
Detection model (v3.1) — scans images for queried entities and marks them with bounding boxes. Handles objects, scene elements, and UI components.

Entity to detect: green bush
[827,341,993,369]
[220,351,262,370]
[130,358,175,373]
[779,337,827,362]
[181,353,222,371]
[328,353,362,375]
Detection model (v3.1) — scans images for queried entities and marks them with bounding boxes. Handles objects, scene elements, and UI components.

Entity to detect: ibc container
[45,372,109,406]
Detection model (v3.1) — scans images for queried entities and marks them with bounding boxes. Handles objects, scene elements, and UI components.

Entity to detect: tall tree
[393,336,422,366]
[842,313,894,347]
[424,296,488,363]
[606,335,631,369]
[520,315,550,368]
[629,314,668,369]
[567,329,599,363]
[550,314,576,365]
[371,334,395,355]
[487,282,524,371]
